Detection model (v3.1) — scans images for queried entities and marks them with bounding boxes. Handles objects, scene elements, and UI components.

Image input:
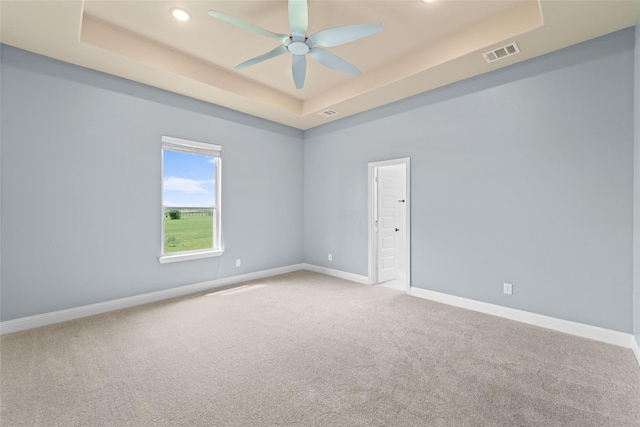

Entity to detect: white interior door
[377,167,399,283]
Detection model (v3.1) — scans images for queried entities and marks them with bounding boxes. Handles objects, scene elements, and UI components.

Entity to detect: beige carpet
[1,271,639,426]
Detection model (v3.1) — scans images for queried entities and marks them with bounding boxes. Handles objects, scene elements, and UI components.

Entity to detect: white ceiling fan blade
[308,48,361,76]
[289,0,308,39]
[235,46,289,70]
[209,10,289,42]
[292,55,306,89]
[307,24,383,48]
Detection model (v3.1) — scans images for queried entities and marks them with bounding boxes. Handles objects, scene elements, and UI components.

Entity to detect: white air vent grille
[483,42,520,63]
[319,109,339,118]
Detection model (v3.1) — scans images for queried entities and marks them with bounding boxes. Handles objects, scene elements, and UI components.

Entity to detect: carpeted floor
[1,271,639,426]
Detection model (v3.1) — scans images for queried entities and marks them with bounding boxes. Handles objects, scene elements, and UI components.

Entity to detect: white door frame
[368,157,411,293]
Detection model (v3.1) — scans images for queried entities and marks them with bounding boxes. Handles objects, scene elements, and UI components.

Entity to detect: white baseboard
[0,263,306,335]
[410,287,636,350]
[632,336,640,368]
[301,263,368,285]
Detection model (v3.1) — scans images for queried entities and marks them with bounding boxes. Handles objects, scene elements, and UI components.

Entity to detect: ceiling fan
[209,0,383,89]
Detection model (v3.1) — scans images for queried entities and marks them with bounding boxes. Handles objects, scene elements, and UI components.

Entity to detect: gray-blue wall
[1,28,638,336]
[634,20,640,347]
[304,29,636,333]
[0,45,304,321]
[0,44,3,322]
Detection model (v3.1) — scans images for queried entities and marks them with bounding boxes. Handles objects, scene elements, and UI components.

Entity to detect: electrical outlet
[503,283,513,295]
[328,254,332,261]
[235,259,241,267]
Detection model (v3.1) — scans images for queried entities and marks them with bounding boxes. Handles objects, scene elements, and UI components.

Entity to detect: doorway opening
[368,158,410,293]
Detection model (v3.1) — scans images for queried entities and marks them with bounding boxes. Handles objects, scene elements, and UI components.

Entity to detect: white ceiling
[1,1,639,130]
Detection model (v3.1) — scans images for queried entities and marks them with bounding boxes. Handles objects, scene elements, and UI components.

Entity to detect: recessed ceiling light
[171,8,191,22]
[421,0,435,3]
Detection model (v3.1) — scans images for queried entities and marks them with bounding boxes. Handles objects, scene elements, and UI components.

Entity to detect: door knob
[395,228,400,232]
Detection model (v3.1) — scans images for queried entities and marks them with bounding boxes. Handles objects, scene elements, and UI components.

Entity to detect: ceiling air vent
[483,42,520,63]
[318,109,339,118]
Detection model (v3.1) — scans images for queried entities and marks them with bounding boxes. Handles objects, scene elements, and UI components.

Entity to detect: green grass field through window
[164,215,214,253]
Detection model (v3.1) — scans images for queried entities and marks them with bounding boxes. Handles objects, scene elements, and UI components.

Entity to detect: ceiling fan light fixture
[171,8,191,22]
[288,41,310,55]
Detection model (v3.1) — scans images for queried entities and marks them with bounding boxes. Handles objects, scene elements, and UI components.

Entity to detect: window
[159,136,222,263]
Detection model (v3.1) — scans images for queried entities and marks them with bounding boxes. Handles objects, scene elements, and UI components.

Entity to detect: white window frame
[159,135,223,264]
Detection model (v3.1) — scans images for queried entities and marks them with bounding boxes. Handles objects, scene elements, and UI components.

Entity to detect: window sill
[159,249,224,264]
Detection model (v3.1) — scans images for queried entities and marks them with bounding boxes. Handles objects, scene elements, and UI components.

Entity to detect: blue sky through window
[163,150,216,208]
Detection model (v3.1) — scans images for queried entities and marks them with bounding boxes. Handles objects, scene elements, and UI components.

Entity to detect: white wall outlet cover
[328,254,332,261]
[503,283,513,295]
[236,259,241,267]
